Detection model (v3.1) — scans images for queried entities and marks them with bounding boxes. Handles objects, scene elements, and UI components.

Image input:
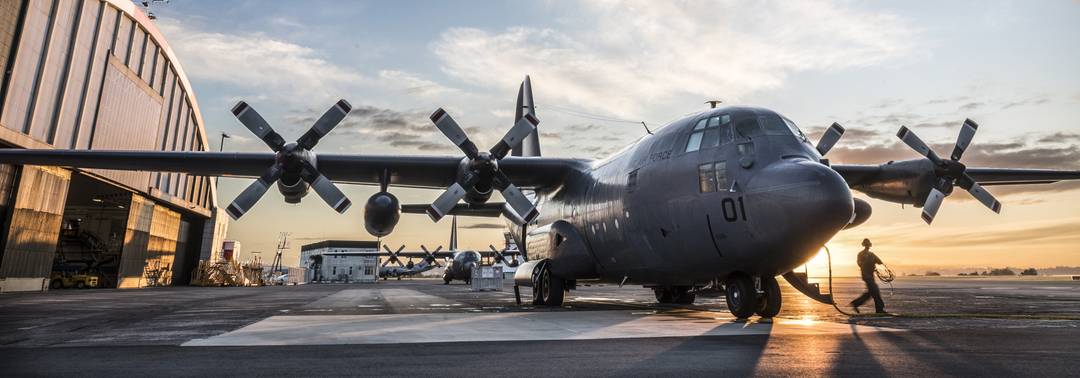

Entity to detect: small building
[299,240,379,283]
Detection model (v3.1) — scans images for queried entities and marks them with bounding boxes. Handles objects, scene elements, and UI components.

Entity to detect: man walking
[851,238,886,314]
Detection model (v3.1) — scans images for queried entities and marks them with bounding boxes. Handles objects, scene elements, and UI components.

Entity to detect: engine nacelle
[844,198,873,229]
[364,191,400,237]
[277,178,310,204]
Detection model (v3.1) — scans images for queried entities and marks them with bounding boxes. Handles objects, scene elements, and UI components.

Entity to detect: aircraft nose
[743,159,853,273]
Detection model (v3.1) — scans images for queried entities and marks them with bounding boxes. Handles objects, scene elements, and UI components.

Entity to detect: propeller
[381,245,406,267]
[815,122,846,156]
[420,245,444,267]
[487,244,520,267]
[896,119,1001,224]
[425,108,540,224]
[225,100,353,220]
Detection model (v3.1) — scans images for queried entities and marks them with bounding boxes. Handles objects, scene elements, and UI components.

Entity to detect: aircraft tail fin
[511,75,541,157]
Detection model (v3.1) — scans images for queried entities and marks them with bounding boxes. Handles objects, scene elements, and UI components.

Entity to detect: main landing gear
[724,273,782,319]
[532,262,565,306]
[654,286,696,305]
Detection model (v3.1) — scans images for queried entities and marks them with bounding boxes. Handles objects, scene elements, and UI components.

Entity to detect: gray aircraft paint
[515,106,852,286]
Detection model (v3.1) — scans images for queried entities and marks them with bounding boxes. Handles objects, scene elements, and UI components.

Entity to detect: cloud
[958,102,984,111]
[460,223,506,229]
[376,70,458,97]
[432,1,918,114]
[157,20,363,100]
[1001,96,1050,110]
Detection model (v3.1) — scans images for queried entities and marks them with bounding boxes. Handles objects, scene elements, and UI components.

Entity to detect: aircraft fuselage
[516,106,854,286]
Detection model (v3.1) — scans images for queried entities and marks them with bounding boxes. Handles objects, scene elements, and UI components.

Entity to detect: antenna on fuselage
[641,121,653,135]
[705,100,723,109]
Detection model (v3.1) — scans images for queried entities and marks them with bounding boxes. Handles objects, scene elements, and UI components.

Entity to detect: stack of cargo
[471,265,503,292]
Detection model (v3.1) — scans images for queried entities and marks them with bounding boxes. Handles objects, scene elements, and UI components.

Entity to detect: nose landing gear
[724,273,782,319]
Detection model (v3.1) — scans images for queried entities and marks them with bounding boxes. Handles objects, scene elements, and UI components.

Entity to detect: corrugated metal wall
[0,165,69,278]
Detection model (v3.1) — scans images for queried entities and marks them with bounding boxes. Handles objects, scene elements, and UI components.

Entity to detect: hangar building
[0,0,226,291]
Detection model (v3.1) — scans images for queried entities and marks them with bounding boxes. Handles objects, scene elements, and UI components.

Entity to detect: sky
[146,0,1080,275]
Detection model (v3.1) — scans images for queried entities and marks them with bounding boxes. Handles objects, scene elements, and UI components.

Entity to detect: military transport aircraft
[2,76,1078,318]
[367,216,519,282]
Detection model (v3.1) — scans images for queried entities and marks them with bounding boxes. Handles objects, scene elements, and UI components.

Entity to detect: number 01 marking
[721,197,748,222]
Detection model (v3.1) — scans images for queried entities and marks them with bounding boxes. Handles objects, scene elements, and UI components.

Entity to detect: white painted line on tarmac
[182,310,901,347]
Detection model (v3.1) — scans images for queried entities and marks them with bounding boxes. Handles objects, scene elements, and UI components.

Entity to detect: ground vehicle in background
[49,271,100,289]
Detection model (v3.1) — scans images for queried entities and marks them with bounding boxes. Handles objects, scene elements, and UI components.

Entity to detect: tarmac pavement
[1,277,1078,376]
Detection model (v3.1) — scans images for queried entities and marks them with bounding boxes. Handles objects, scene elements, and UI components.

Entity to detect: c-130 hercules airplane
[1,76,1078,318]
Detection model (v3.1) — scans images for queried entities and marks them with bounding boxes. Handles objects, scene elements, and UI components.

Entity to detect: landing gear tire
[655,286,696,304]
[533,264,564,306]
[673,286,696,305]
[755,276,782,318]
[654,287,674,303]
[50,279,62,290]
[725,273,758,319]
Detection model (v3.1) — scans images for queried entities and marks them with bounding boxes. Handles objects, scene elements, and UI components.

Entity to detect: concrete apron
[184,308,901,346]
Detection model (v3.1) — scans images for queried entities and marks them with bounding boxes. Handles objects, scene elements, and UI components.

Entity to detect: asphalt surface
[1,276,1079,376]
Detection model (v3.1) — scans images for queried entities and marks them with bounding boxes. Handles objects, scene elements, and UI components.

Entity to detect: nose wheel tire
[725,274,758,319]
[755,276,782,318]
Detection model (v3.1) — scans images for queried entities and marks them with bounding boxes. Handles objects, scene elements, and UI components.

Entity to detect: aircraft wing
[401,203,505,217]
[0,149,586,190]
[832,164,1080,186]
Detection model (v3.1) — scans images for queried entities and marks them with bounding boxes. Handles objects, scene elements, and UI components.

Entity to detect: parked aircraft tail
[511,75,541,157]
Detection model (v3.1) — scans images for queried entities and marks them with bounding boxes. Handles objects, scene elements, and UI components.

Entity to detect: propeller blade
[920,188,947,225]
[815,122,845,156]
[430,108,479,159]
[951,119,978,161]
[395,245,406,253]
[226,164,284,220]
[301,165,352,213]
[490,113,539,159]
[231,101,286,151]
[897,126,943,164]
[298,99,352,150]
[382,245,393,253]
[493,172,538,223]
[433,246,443,253]
[963,177,1001,214]
[427,182,468,222]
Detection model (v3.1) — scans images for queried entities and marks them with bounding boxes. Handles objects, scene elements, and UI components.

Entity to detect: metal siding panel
[0,0,24,97]
[51,0,99,149]
[28,0,78,142]
[111,13,129,62]
[46,0,94,147]
[0,0,54,134]
[152,71,175,190]
[88,57,160,189]
[116,194,151,288]
[74,3,115,150]
[0,165,70,278]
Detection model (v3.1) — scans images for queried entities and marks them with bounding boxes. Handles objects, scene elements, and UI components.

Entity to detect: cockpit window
[685,115,732,152]
[782,117,807,141]
[733,113,800,138]
[760,114,789,135]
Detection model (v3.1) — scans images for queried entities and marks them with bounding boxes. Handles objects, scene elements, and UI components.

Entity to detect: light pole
[219,132,230,152]
[215,132,230,193]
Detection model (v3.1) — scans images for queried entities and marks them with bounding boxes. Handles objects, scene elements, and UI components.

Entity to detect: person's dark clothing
[851,249,885,313]
[857,249,883,281]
